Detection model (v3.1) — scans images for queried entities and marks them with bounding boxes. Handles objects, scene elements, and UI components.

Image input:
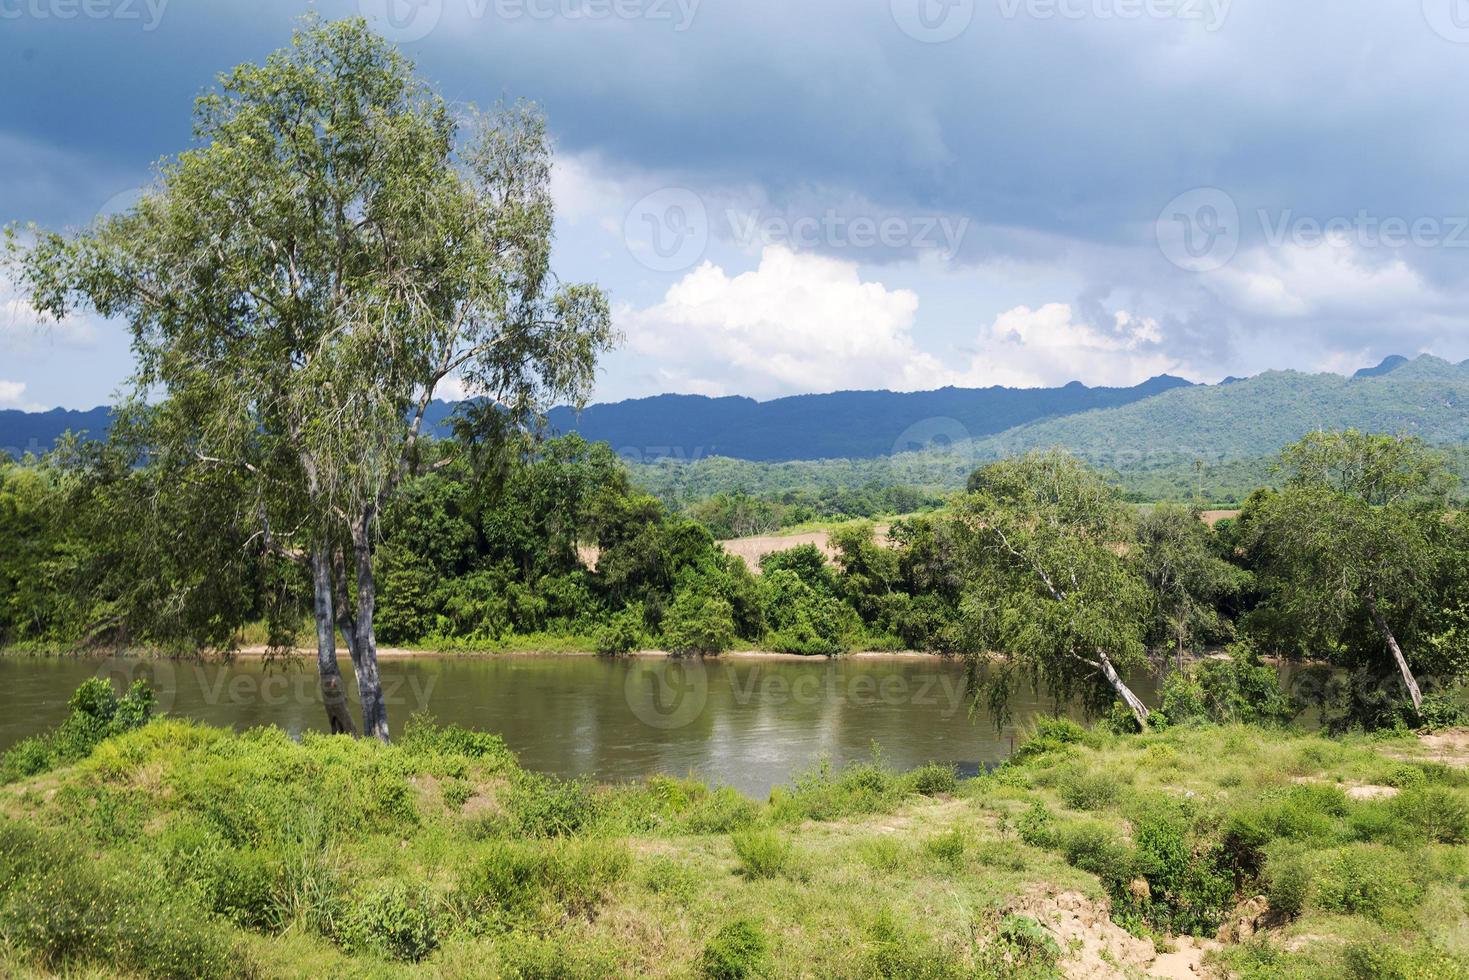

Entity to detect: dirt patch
[1415,728,1469,767]
[716,525,892,573]
[1009,889,1156,979]
[1199,510,1240,528]
[1149,935,1221,979]
[1345,784,1399,800]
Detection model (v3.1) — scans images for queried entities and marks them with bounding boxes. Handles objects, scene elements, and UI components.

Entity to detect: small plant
[1391,786,1469,844]
[1016,800,1057,849]
[924,827,968,869]
[700,919,768,980]
[507,773,597,837]
[340,882,443,963]
[905,761,959,797]
[1265,855,1310,920]
[730,827,793,879]
[1059,768,1122,811]
[977,914,1062,976]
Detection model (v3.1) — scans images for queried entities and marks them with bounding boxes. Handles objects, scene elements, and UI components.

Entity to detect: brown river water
[2,653,1169,796]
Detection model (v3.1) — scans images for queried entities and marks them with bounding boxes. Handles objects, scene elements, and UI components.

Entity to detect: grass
[1,695,1468,977]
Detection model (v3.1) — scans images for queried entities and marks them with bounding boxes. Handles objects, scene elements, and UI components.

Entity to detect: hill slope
[539,375,1193,461]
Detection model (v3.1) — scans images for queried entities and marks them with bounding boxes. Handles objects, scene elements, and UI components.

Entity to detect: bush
[1391,787,1469,844]
[1010,716,1087,762]
[1161,642,1296,726]
[1265,855,1310,919]
[700,919,768,980]
[594,602,646,656]
[904,762,958,797]
[340,882,442,963]
[662,591,736,657]
[0,820,242,979]
[1313,845,1419,923]
[1059,822,1136,892]
[924,827,968,869]
[508,773,598,837]
[1016,800,1057,849]
[1,679,157,783]
[730,827,793,879]
[1058,768,1122,811]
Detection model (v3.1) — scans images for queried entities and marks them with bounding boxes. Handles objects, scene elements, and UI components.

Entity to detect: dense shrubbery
[1,681,1468,975]
[1,676,155,782]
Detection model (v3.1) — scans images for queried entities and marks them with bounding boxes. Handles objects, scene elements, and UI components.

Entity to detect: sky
[2,0,1468,411]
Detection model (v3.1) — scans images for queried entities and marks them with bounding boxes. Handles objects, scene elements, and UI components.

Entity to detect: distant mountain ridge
[538,375,1194,462]
[4,355,1460,468]
[971,354,1469,464]
[1,376,1195,463]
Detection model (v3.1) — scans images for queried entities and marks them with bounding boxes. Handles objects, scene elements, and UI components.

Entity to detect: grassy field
[2,693,1468,978]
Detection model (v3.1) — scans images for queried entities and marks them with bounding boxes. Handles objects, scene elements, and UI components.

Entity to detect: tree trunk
[1097,648,1151,728]
[350,518,390,742]
[1367,591,1424,719]
[311,546,356,735]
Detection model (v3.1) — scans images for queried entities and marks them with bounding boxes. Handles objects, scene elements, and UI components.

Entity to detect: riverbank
[0,642,958,662]
[2,691,1466,978]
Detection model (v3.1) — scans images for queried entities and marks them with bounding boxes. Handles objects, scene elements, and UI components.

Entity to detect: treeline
[3,428,1467,729]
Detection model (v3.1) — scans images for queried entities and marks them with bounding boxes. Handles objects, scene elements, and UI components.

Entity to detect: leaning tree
[7,18,614,739]
[1251,430,1455,721]
[955,450,1155,728]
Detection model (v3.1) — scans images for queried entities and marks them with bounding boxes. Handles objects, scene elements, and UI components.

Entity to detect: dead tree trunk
[1367,591,1424,719]
[350,516,390,742]
[1098,648,1152,729]
[311,547,356,735]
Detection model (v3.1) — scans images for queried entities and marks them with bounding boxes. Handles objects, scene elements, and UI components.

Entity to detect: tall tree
[1134,503,1249,667]
[1250,430,1454,719]
[955,451,1154,727]
[8,18,614,739]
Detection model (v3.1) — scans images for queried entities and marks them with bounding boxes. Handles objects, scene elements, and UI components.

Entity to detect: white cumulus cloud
[621,245,945,398]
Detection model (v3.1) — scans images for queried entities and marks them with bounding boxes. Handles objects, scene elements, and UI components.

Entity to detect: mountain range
[3,355,1462,473]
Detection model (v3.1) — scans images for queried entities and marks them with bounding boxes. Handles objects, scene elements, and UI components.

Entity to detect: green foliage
[699,919,768,980]
[1160,642,1297,726]
[976,914,1062,978]
[340,882,443,963]
[730,827,794,879]
[662,590,737,656]
[593,601,646,655]
[2,677,156,782]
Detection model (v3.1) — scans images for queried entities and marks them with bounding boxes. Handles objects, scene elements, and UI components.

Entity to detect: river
[0,653,1160,796]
